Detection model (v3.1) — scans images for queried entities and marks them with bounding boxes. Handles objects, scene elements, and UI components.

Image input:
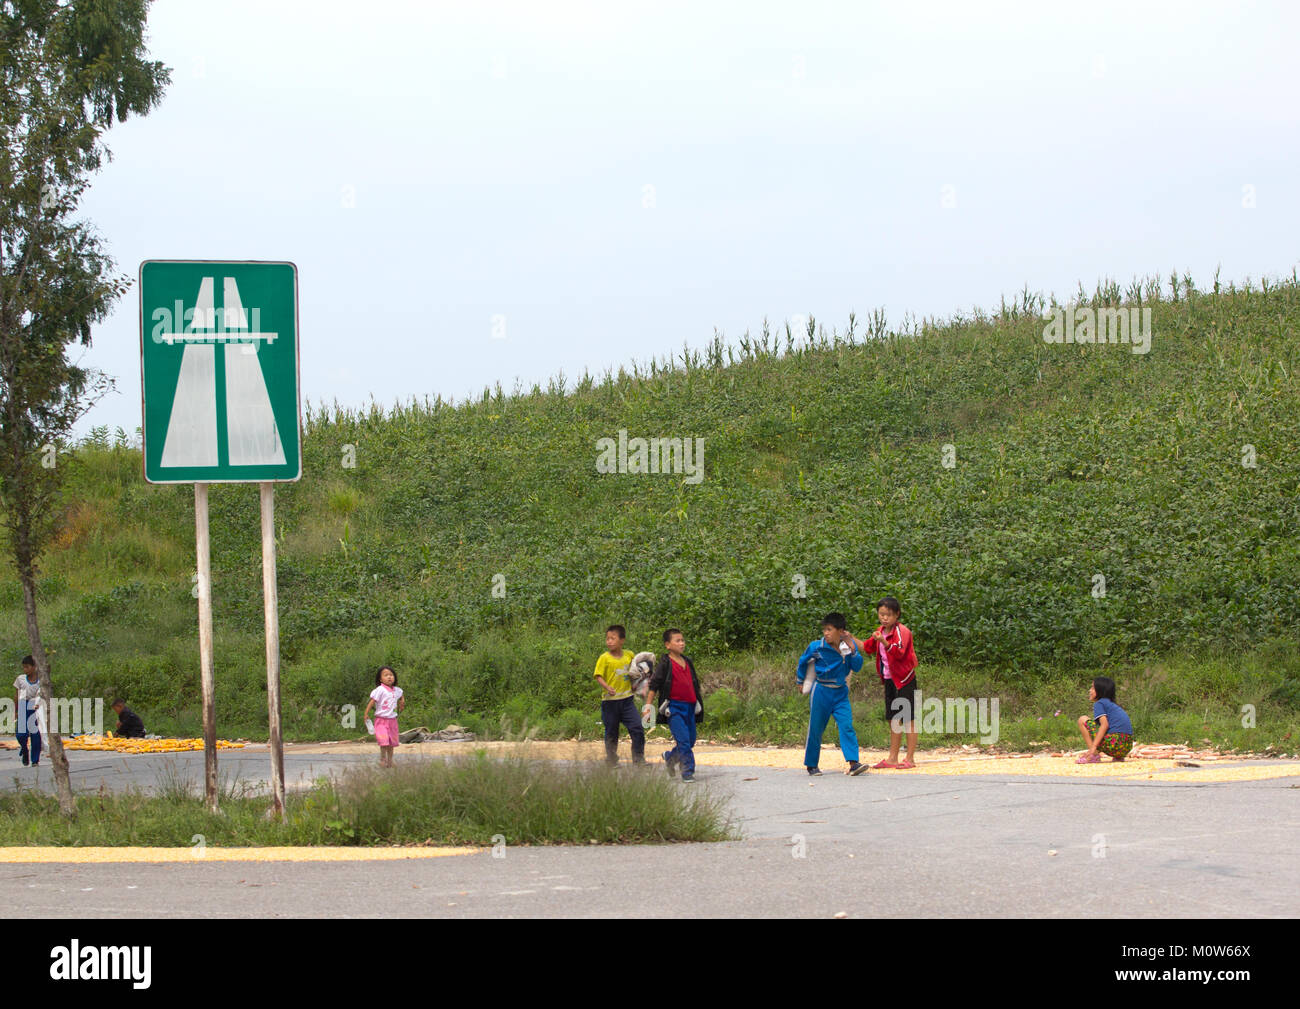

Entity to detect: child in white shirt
[363,666,405,767]
[14,656,43,767]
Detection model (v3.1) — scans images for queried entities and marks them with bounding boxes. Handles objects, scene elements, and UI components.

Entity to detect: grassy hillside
[5,271,1300,751]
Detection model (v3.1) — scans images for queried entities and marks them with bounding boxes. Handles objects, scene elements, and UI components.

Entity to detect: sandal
[896,759,915,769]
[872,759,898,769]
[1075,752,1100,764]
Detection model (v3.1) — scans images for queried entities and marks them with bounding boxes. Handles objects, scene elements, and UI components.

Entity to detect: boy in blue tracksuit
[796,612,867,776]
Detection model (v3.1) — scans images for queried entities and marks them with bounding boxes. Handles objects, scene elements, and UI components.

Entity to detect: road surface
[1,745,1296,917]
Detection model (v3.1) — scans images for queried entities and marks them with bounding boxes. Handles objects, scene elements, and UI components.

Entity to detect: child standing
[14,656,43,767]
[593,624,646,766]
[642,628,704,782]
[364,666,405,768]
[858,596,919,769]
[796,613,867,776]
[1076,676,1133,763]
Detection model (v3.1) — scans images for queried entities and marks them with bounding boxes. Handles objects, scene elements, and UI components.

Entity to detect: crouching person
[642,628,704,782]
[111,698,146,739]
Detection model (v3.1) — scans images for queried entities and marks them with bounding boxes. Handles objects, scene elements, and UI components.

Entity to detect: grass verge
[0,749,735,847]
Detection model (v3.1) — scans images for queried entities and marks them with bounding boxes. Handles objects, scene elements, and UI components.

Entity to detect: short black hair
[375,665,397,686]
[111,698,126,707]
[821,612,847,630]
[1092,676,1116,701]
[662,627,683,644]
[21,656,35,667]
[606,624,626,640]
[876,597,901,615]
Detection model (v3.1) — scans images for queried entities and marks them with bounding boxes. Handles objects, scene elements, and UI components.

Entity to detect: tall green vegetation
[5,271,1300,745]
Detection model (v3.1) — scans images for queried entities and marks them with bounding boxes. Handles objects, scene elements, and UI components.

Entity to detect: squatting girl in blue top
[1076,675,1133,763]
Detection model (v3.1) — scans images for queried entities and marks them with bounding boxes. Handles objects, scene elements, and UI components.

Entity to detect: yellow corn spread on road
[62,734,245,753]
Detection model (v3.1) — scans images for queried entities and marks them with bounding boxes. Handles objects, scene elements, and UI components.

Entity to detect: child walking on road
[14,656,43,767]
[796,613,867,776]
[593,624,646,766]
[643,629,704,782]
[364,666,405,768]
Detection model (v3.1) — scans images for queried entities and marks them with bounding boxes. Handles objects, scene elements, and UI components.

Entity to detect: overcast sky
[76,0,1299,437]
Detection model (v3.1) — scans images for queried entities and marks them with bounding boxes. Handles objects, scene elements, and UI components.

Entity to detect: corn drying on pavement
[60,735,245,753]
[282,738,1300,784]
[7,736,1297,785]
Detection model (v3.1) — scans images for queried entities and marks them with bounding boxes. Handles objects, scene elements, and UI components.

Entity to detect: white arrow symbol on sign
[159,277,286,468]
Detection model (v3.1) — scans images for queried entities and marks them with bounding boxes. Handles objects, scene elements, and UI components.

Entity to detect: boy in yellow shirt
[594,624,646,766]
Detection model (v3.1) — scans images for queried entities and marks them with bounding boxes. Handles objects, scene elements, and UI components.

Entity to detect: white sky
[76,0,1300,436]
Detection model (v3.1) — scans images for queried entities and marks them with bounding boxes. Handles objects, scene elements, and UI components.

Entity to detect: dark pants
[601,697,645,764]
[17,700,41,765]
[664,699,697,776]
[17,730,42,765]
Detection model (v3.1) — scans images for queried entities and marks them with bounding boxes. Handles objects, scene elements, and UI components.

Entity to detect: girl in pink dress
[364,666,405,767]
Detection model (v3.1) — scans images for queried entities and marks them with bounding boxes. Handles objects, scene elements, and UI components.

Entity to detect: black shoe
[848,760,868,776]
[807,766,822,776]
[21,755,29,766]
[680,772,695,782]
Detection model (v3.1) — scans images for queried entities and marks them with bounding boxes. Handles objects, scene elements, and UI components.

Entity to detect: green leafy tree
[0,0,169,815]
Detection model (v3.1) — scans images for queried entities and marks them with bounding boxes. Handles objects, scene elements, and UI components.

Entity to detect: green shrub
[707,687,742,729]
[554,707,593,739]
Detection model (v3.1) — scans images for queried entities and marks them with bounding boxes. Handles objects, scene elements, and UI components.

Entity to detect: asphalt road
[2,747,370,796]
[2,750,1297,918]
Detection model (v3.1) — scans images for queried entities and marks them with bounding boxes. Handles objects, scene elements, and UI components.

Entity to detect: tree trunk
[19,572,75,818]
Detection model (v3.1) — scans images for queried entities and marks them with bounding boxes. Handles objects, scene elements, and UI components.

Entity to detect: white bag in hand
[629,652,656,698]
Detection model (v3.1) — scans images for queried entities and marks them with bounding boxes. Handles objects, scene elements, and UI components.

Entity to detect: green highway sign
[140,261,301,483]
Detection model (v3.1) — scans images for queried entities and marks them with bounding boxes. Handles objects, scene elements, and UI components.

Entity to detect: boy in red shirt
[858,596,919,768]
[641,628,704,782]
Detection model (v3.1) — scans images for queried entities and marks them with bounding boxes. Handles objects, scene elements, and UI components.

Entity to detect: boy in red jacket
[858,596,919,768]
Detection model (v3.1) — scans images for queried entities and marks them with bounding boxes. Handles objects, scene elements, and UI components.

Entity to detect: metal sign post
[195,483,218,813]
[141,261,300,818]
[260,481,285,815]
